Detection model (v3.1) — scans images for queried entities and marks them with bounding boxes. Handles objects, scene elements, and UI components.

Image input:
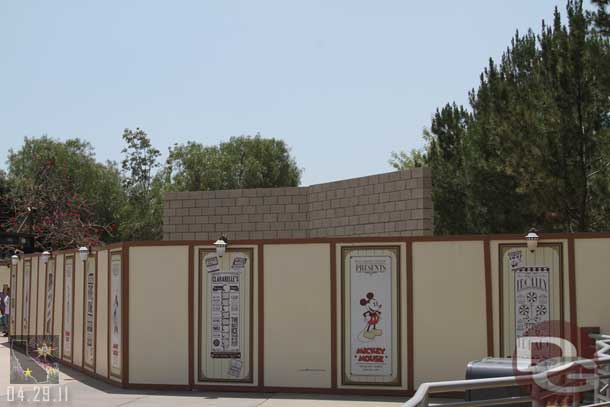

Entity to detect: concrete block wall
[163,168,433,240]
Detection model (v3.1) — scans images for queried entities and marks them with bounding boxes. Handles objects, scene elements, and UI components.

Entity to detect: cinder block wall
[163,168,433,240]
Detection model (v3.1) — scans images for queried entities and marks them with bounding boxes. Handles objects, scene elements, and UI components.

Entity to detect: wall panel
[37,257,46,337]
[96,249,109,378]
[575,238,610,334]
[73,256,84,367]
[29,258,38,336]
[264,243,332,388]
[412,241,487,386]
[128,245,189,384]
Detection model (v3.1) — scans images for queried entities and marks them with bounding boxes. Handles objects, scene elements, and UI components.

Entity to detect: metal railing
[403,334,610,407]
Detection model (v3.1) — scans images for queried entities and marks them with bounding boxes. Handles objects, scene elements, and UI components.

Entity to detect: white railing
[403,334,610,407]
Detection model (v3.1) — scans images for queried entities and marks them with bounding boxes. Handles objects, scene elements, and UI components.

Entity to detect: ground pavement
[0,336,427,407]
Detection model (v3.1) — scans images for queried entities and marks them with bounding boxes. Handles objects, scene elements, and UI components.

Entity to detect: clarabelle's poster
[206,252,246,359]
[514,266,550,337]
[200,250,253,382]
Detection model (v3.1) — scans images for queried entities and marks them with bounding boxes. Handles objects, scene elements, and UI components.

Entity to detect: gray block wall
[163,168,433,240]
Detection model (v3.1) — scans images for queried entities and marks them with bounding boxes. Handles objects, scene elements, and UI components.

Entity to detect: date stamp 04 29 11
[5,385,69,404]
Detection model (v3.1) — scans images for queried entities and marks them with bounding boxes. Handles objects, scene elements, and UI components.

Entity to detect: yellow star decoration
[35,343,54,360]
[24,368,32,377]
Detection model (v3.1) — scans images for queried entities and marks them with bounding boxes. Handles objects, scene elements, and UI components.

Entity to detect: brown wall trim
[483,239,494,356]
[188,244,194,386]
[192,384,414,397]
[567,237,578,344]
[35,257,41,338]
[122,231,610,249]
[329,243,337,389]
[122,244,129,386]
[406,239,414,392]
[257,244,264,388]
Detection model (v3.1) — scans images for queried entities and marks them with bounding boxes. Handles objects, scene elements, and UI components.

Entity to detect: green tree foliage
[1,137,124,249]
[591,0,610,34]
[389,149,426,169]
[1,132,301,246]
[163,134,302,191]
[118,128,163,241]
[393,1,610,234]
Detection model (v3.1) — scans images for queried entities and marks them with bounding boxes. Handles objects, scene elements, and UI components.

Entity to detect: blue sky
[1,1,564,185]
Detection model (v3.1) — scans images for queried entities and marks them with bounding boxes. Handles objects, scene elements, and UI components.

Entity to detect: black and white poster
[84,260,96,367]
[63,256,74,359]
[200,249,253,383]
[44,261,55,336]
[10,265,17,334]
[514,266,550,337]
[210,272,241,359]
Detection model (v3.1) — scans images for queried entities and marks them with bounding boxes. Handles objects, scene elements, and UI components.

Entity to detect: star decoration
[35,343,54,360]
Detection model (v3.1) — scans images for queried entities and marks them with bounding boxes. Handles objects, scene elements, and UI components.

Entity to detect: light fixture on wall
[11,254,19,266]
[526,228,539,252]
[214,236,228,258]
[41,251,51,265]
[79,246,89,263]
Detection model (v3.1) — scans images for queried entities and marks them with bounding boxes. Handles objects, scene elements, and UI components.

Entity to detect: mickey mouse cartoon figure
[360,292,383,340]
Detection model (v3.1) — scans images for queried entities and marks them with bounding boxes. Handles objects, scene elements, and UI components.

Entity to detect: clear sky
[1,1,565,186]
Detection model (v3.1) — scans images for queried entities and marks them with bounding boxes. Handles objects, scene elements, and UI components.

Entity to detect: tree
[1,137,123,249]
[163,134,301,191]
[389,149,426,169]
[392,1,610,234]
[118,128,163,241]
[591,0,610,35]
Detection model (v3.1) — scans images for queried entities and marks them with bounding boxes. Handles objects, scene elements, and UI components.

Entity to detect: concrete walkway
[0,336,412,406]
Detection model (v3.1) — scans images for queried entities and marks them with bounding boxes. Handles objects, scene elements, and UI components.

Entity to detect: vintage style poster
[44,261,55,336]
[507,250,523,270]
[110,254,122,375]
[22,262,31,333]
[342,246,400,386]
[84,262,96,367]
[63,257,74,358]
[514,266,550,337]
[10,265,17,333]
[200,249,252,382]
[208,252,248,359]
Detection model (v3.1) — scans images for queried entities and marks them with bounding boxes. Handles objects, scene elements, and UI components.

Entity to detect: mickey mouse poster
[344,247,399,385]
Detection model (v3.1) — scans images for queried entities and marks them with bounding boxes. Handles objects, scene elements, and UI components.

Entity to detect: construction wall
[9,233,610,394]
[9,245,123,385]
